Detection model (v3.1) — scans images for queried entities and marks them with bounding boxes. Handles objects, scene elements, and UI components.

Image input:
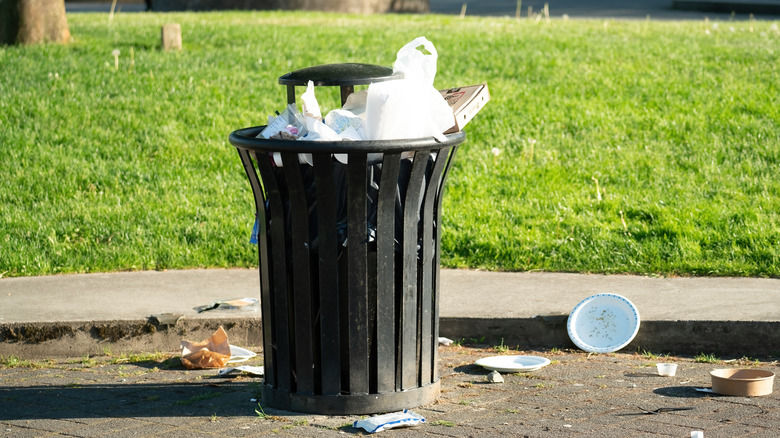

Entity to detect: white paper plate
[228,345,257,364]
[567,293,640,353]
[475,355,551,373]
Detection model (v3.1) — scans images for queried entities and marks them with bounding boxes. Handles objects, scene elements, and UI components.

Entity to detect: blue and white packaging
[353,410,425,433]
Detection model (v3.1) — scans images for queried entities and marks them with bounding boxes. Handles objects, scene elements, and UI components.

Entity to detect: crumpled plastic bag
[366,37,455,142]
[301,80,322,120]
[180,327,231,370]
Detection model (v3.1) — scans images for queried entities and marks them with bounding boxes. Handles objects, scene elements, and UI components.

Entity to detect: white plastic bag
[366,37,455,142]
[300,80,322,120]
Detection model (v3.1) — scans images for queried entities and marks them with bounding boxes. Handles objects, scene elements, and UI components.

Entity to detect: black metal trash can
[228,64,466,415]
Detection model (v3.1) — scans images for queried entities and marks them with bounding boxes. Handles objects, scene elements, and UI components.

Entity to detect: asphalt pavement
[2,337,779,437]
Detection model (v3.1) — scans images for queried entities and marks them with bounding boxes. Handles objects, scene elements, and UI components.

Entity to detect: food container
[710,369,775,396]
[656,363,678,376]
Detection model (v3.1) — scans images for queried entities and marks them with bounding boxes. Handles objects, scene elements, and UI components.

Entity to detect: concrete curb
[0,318,263,359]
[2,269,779,359]
[4,315,780,359]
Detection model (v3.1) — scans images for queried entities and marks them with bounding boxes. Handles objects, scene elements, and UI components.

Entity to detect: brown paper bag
[180,326,231,369]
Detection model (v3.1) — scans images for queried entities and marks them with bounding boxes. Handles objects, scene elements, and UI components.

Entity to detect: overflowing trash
[258,36,489,152]
[247,37,489,250]
[353,410,425,433]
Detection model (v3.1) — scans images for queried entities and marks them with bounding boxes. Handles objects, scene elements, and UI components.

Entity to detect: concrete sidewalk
[2,269,779,358]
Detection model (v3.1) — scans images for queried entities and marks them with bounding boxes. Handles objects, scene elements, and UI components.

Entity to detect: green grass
[1,12,778,277]
[694,352,721,363]
[494,338,510,353]
[0,355,56,368]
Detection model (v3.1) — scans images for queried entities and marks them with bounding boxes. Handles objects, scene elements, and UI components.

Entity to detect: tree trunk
[0,0,71,45]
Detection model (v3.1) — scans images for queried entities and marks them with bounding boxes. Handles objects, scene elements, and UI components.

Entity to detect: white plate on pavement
[475,355,551,373]
[567,293,640,353]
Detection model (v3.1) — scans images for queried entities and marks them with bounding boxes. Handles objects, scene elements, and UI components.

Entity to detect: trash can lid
[278,63,400,87]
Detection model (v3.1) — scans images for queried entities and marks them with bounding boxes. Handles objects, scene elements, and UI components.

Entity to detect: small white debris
[438,337,454,346]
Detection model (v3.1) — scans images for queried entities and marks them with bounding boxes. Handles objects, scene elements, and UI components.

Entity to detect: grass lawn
[1,11,778,278]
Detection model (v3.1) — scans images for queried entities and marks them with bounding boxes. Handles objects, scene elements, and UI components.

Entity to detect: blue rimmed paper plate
[567,293,640,353]
[475,355,551,373]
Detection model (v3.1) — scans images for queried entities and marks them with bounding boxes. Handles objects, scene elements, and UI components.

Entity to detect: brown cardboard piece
[440,83,490,134]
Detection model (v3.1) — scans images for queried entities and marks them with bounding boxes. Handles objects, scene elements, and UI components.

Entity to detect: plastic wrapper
[259,104,310,167]
[353,410,425,433]
[218,365,265,377]
[259,104,307,140]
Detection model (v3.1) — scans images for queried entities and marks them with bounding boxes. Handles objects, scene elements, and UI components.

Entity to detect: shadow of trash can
[228,63,466,415]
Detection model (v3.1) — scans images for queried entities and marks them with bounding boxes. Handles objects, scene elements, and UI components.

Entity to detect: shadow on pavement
[653,385,717,398]
[0,379,258,420]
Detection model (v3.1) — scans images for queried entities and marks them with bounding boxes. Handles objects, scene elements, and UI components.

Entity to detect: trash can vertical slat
[400,150,430,391]
[255,153,292,392]
[238,149,275,386]
[419,147,450,385]
[432,145,460,383]
[346,152,370,395]
[281,152,315,395]
[312,153,341,396]
[375,152,402,394]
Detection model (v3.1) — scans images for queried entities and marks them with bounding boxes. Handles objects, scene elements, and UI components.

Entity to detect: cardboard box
[439,83,490,134]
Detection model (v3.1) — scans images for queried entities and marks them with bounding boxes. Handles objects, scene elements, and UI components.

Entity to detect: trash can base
[261,380,440,415]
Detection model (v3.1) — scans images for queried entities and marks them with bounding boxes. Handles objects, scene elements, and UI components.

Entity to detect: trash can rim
[229,125,466,153]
